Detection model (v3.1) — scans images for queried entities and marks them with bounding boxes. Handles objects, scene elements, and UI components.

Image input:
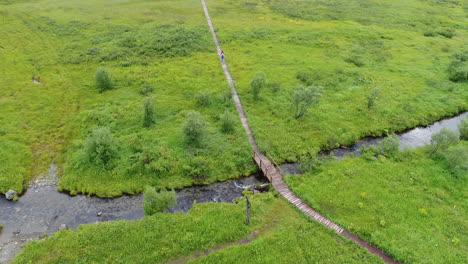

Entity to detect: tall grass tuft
[143,97,155,128]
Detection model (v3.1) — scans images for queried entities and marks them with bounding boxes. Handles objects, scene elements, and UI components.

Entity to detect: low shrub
[423,31,436,37]
[379,134,399,158]
[195,90,211,107]
[367,87,381,109]
[344,56,365,67]
[448,50,468,82]
[250,72,267,100]
[183,156,210,183]
[438,28,456,38]
[220,110,236,134]
[84,127,118,167]
[269,81,281,93]
[139,83,155,96]
[458,117,468,140]
[293,85,323,119]
[183,111,207,146]
[442,145,468,178]
[430,128,459,154]
[95,67,112,93]
[142,186,177,215]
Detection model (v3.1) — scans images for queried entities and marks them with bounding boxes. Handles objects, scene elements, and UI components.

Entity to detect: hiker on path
[220,50,225,62]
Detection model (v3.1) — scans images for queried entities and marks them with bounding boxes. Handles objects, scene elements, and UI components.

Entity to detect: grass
[285,142,468,263]
[13,193,384,264]
[206,0,468,162]
[0,0,256,196]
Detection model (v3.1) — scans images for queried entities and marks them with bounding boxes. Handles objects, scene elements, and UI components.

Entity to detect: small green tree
[143,97,155,127]
[220,110,236,134]
[367,87,381,109]
[183,111,207,146]
[95,67,112,93]
[84,127,118,166]
[293,85,323,119]
[430,128,459,154]
[142,186,177,216]
[250,72,267,100]
[458,117,468,140]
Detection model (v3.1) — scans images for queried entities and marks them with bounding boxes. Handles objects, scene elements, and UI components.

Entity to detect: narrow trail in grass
[165,229,261,264]
[201,1,400,263]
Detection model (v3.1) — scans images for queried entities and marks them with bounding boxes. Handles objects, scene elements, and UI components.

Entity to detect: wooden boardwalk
[201,0,400,263]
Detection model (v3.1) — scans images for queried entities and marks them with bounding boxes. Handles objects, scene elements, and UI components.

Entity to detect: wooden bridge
[201,0,400,263]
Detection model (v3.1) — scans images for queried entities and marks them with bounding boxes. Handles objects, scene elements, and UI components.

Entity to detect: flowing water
[280,112,467,174]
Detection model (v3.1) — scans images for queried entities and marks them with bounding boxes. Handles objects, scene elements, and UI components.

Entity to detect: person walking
[220,50,225,62]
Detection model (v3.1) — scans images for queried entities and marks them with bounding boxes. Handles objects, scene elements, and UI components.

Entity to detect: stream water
[280,112,468,174]
[0,111,466,263]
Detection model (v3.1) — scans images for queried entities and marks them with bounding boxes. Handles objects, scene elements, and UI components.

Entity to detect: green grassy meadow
[206,0,468,162]
[13,194,384,264]
[0,0,257,197]
[286,142,468,263]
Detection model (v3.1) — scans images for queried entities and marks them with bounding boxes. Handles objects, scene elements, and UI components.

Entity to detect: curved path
[201,1,400,263]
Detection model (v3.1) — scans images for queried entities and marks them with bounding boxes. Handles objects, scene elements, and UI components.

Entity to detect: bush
[142,186,177,215]
[458,117,468,140]
[250,72,267,100]
[438,28,456,38]
[183,111,207,146]
[143,97,155,127]
[367,87,381,109]
[195,90,211,107]
[269,81,281,93]
[448,50,468,82]
[84,127,118,166]
[183,156,210,183]
[423,31,436,37]
[95,67,112,93]
[430,128,459,154]
[139,83,154,96]
[293,85,323,119]
[344,56,365,67]
[442,145,468,178]
[379,134,399,158]
[298,152,322,173]
[220,110,236,134]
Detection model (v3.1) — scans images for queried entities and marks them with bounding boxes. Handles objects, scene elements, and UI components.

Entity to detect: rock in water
[58,224,69,230]
[5,190,17,200]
